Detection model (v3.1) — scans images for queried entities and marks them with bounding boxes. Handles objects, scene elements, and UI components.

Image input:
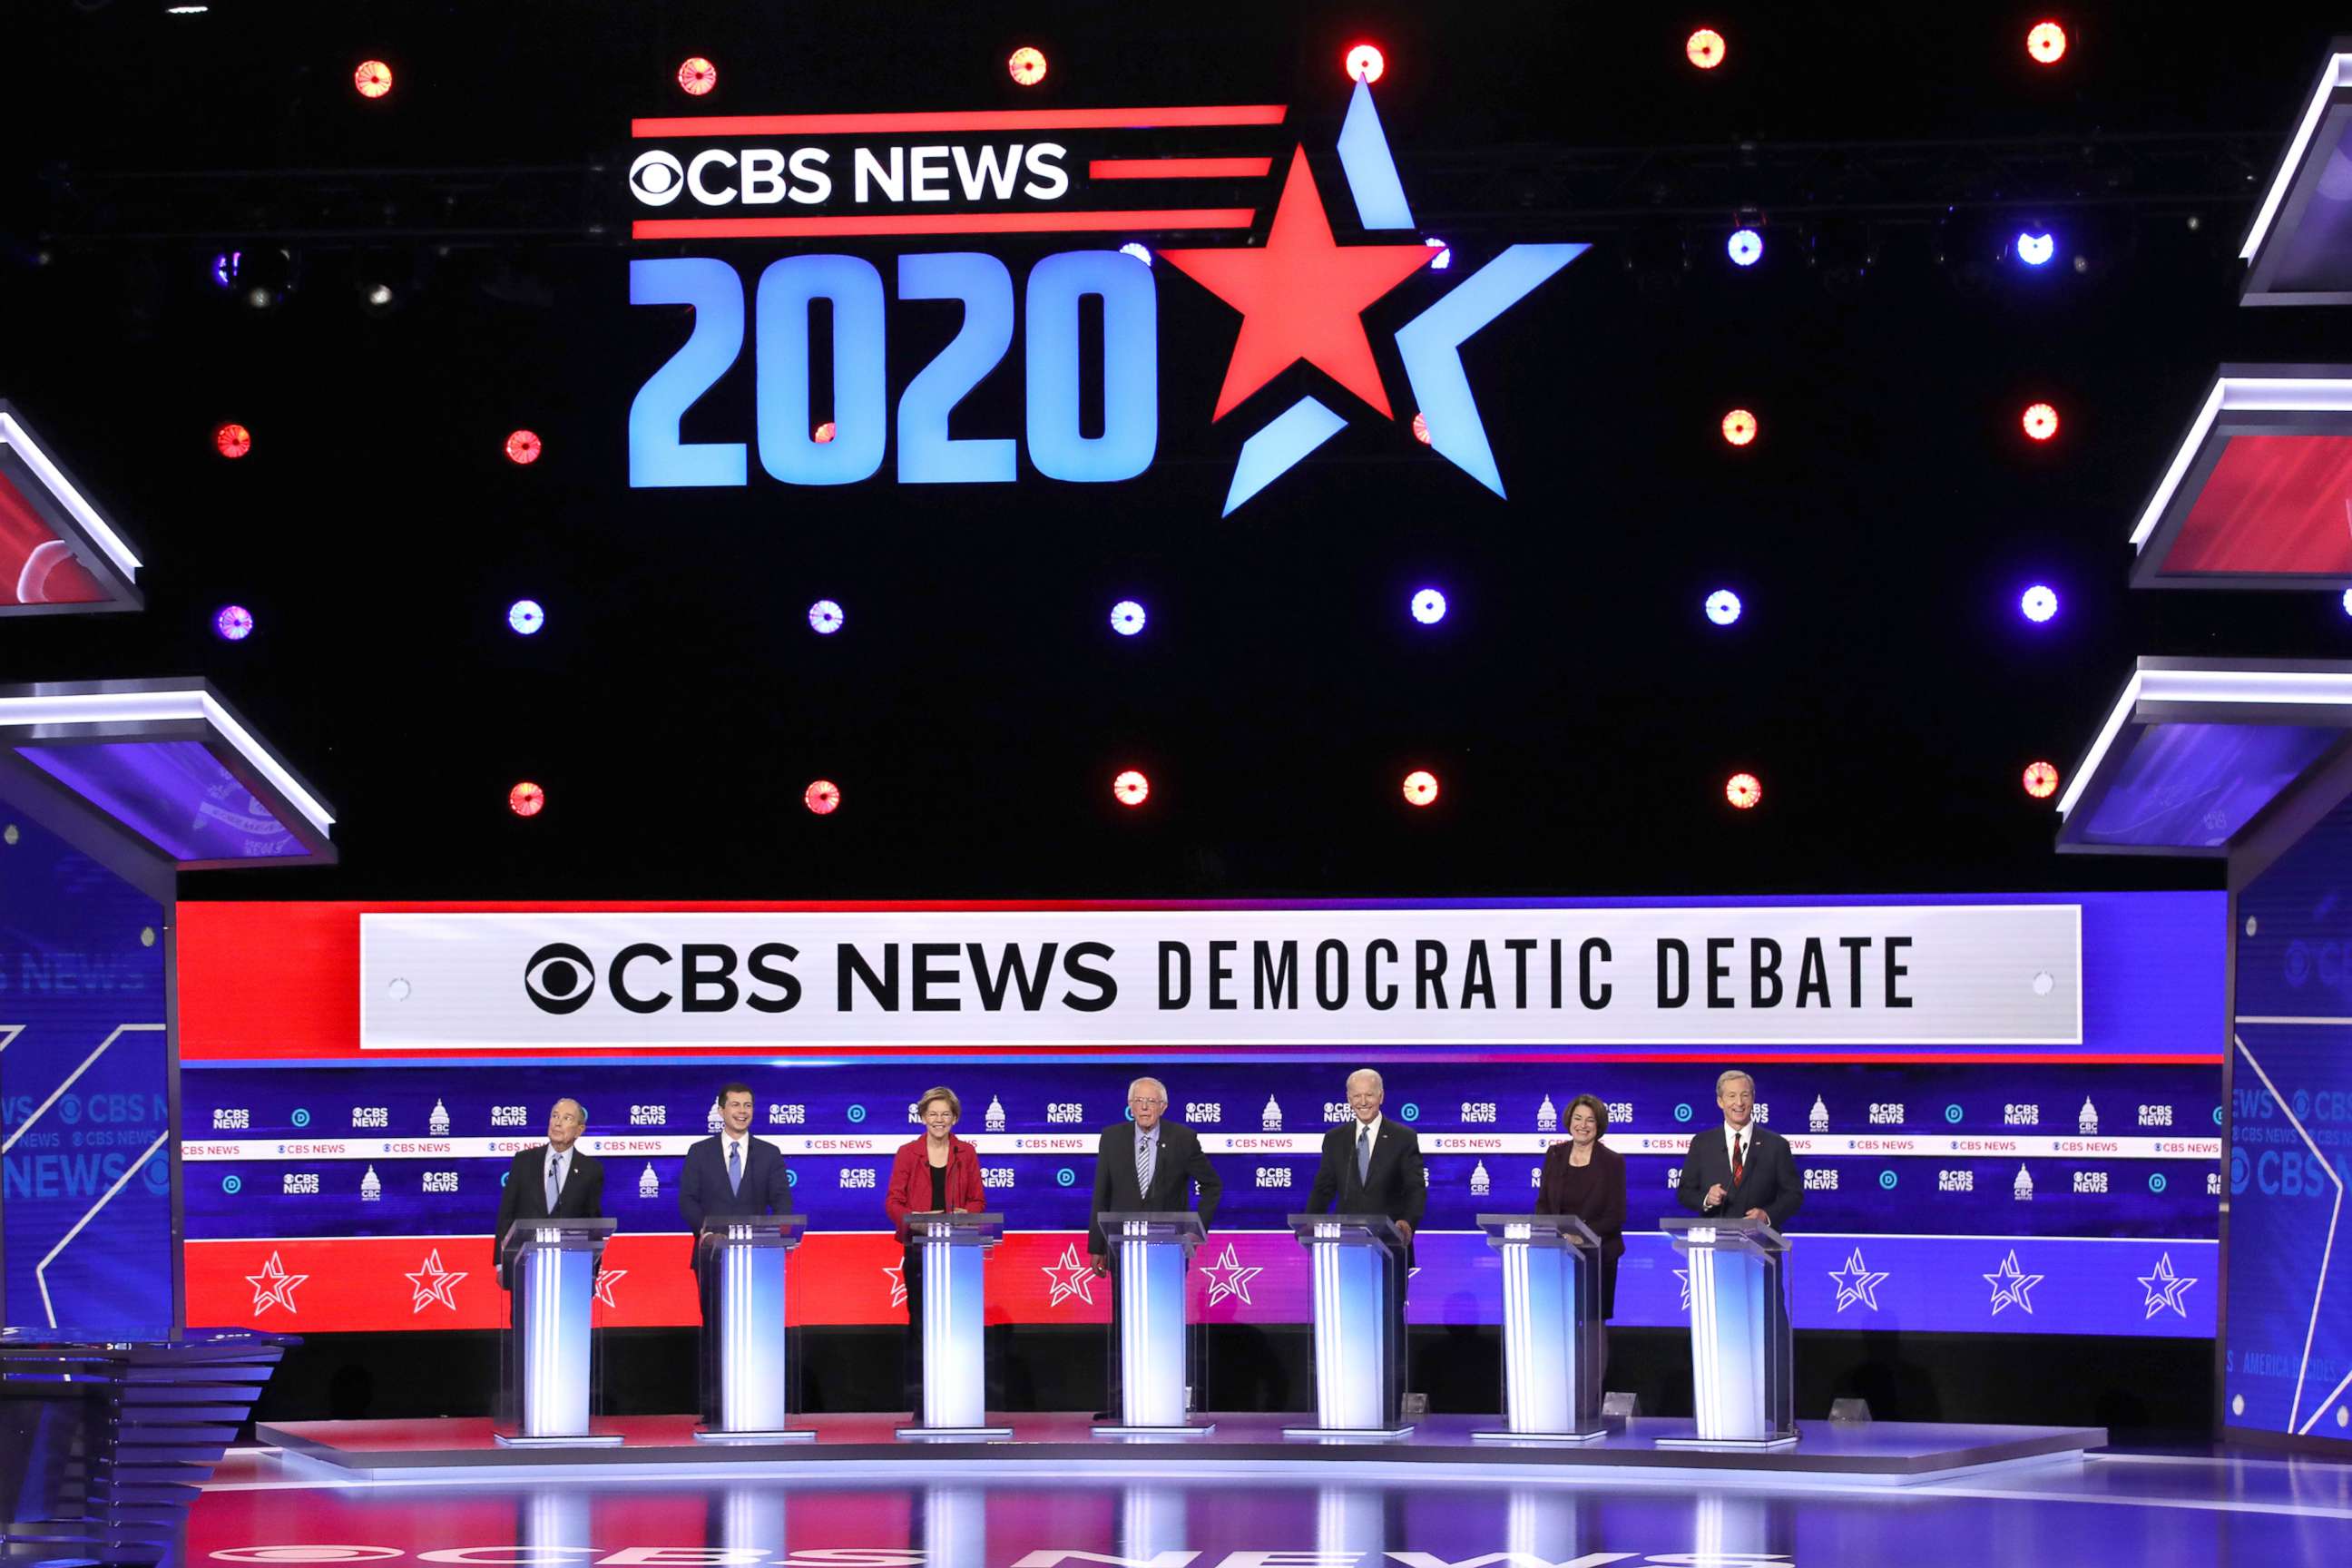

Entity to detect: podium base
[1281,1424,1416,1441]
[1471,1426,1608,1443]
[894,1425,1014,1440]
[491,1431,625,1449]
[692,1426,818,1445]
[1655,1433,1800,1451]
[1091,1421,1218,1437]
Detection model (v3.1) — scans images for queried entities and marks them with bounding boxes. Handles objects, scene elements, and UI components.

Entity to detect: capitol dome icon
[2014,1164,2034,1200]
[427,1099,450,1137]
[638,1163,659,1199]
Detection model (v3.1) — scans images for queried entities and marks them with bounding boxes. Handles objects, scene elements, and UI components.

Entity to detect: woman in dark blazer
[1535,1093,1628,1340]
[885,1085,988,1412]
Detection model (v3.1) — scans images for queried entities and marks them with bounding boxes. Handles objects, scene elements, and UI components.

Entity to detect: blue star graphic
[1984,1249,2043,1317]
[2137,1252,2198,1319]
[1828,1248,1889,1313]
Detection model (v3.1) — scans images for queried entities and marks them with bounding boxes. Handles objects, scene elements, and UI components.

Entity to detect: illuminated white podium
[1473,1212,1607,1441]
[694,1215,812,1443]
[1660,1216,1795,1448]
[1283,1212,1411,1439]
[897,1211,1009,1440]
[496,1217,618,1447]
[1093,1210,1211,1436]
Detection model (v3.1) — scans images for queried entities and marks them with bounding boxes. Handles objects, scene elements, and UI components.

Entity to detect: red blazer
[886,1134,986,1242]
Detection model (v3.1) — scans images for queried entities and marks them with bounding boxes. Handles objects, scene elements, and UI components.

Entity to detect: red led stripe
[632,208,1254,240]
[1090,156,1276,180]
[632,105,1289,138]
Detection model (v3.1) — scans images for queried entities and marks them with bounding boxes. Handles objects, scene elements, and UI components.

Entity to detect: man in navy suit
[1675,1070,1803,1227]
[678,1083,793,1420]
[492,1097,603,1289]
[1307,1067,1426,1424]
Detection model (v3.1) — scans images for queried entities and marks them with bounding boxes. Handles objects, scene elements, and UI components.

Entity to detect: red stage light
[2026,22,2068,65]
[1687,28,1726,70]
[1402,769,1439,807]
[804,779,841,816]
[508,782,544,818]
[505,430,542,466]
[1721,408,1758,446]
[354,60,392,100]
[2023,761,2061,799]
[1345,44,1386,84]
[213,422,251,459]
[1113,769,1150,807]
[1410,411,1431,445]
[1726,772,1762,809]
[813,422,837,445]
[678,57,717,96]
[2022,402,2060,441]
[1008,46,1047,87]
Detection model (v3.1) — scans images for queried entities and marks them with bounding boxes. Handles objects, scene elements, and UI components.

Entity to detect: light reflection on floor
[180,1449,2352,1568]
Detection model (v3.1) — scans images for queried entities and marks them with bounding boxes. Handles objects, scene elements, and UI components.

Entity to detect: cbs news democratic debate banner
[176,894,2223,1338]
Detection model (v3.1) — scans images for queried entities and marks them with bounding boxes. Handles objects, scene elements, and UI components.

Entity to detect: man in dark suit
[1087,1076,1224,1417]
[493,1098,604,1289]
[678,1083,794,1421]
[1307,1067,1426,1423]
[1675,1069,1803,1227]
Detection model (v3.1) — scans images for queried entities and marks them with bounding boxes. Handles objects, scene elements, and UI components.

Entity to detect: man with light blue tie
[492,1098,604,1289]
[1307,1068,1425,1424]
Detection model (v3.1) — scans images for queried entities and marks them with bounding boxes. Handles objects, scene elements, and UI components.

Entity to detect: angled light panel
[2240,46,2352,306]
[2057,659,2352,856]
[0,402,143,615]
[0,680,335,868]
[2126,369,2352,588]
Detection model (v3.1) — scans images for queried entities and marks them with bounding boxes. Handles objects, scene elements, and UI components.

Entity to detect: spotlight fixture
[212,422,252,459]
[2023,761,2061,799]
[1345,44,1386,84]
[1109,599,1147,636]
[1687,28,1726,70]
[1720,408,1758,446]
[213,604,253,642]
[2014,230,2055,266]
[804,779,841,815]
[808,599,845,635]
[1113,769,1151,807]
[2026,21,2068,65]
[1402,769,1439,807]
[1411,411,1432,445]
[1705,589,1742,625]
[508,782,545,818]
[2022,402,2060,442]
[2020,584,2059,623]
[1410,588,1447,625]
[1726,772,1762,809]
[507,599,545,636]
[505,430,542,465]
[1008,46,1047,86]
[354,60,393,100]
[210,250,241,289]
[678,57,717,95]
[1727,228,1764,268]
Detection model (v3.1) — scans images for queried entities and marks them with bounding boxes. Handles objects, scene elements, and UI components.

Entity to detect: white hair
[1128,1077,1168,1103]
[1347,1068,1384,1092]
[1715,1070,1754,1095]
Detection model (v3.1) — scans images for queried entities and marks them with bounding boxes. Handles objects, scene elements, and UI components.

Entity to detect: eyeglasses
[1128,1098,1165,1108]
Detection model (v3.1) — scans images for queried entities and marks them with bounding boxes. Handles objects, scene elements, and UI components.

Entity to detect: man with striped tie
[1088,1077,1223,1416]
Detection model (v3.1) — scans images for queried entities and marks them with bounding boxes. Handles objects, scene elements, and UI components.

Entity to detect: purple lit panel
[2269,113,2352,296]
[2078,722,2343,848]
[16,740,303,862]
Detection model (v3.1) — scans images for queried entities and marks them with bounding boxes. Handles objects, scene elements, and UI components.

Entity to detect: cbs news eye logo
[629,151,686,206]
[525,943,598,1014]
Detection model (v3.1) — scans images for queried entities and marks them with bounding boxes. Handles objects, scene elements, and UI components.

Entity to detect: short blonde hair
[916,1086,962,1122]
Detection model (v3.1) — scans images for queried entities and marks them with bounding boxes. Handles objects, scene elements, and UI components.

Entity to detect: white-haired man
[1307,1067,1425,1424]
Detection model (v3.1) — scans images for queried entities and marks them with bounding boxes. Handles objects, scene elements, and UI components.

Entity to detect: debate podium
[1283,1213,1412,1439]
[1472,1212,1608,1441]
[1659,1216,1796,1448]
[897,1211,1009,1439]
[694,1215,813,1443]
[1093,1210,1212,1436]
[495,1217,619,1447]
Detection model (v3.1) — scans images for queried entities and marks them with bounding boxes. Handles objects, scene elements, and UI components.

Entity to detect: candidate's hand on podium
[1089,1258,1110,1278]
[1744,1208,1770,1222]
[1395,1220,1414,1242]
[1703,1183,1728,1209]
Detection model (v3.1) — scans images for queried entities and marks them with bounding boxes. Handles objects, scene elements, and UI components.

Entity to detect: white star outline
[884,1261,907,1310]
[405,1248,467,1313]
[1828,1248,1889,1313]
[1042,1242,1098,1308]
[1198,1242,1263,1307]
[246,1250,307,1316]
[2137,1251,2198,1320]
[593,1266,625,1308]
[1984,1249,2043,1317]
[1674,1267,1690,1314]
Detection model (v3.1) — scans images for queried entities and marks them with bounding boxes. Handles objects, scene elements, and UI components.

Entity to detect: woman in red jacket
[886,1085,987,1413]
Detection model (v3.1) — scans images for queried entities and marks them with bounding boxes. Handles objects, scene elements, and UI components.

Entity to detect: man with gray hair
[1087,1076,1224,1418]
[1676,1069,1803,1227]
[1307,1068,1426,1424]
[492,1097,604,1289]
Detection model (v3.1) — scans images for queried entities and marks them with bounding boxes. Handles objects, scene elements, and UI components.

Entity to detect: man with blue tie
[492,1099,604,1289]
[1307,1068,1425,1424]
[679,1083,793,1420]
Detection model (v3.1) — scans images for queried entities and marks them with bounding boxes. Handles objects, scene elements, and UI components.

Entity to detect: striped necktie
[1135,1130,1155,1199]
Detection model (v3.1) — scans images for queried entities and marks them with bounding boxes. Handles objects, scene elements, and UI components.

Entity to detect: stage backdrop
[175,895,2224,1340]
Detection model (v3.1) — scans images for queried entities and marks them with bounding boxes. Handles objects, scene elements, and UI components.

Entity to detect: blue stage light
[507,599,544,635]
[1410,587,1447,624]
[1426,238,1452,270]
[808,599,845,635]
[1706,589,1742,625]
[1110,599,1147,636]
[213,604,253,642]
[1728,228,1764,267]
[2020,584,2059,623]
[210,250,241,289]
[2016,230,2055,266]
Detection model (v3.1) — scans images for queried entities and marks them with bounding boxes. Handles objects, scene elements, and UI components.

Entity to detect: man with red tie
[1676,1070,1803,1227]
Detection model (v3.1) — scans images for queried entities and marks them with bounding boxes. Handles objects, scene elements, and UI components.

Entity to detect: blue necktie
[1357,1124,1372,1184]
[545,1152,562,1210]
[728,1140,742,1196]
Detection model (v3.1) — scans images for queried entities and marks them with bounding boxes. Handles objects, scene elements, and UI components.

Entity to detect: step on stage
[259,1413,2103,1487]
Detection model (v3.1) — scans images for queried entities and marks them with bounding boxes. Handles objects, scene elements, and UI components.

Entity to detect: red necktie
[1731,1135,1746,1188]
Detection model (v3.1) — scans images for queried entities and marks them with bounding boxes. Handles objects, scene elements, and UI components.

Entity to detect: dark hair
[719,1082,755,1105]
[1565,1094,1610,1137]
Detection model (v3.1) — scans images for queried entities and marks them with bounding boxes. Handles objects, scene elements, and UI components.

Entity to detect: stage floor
[192,1442,2352,1568]
[258,1411,2102,1486]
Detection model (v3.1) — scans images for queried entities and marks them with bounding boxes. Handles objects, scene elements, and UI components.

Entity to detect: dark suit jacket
[1307,1116,1426,1264]
[493,1143,603,1287]
[678,1133,793,1269]
[1088,1121,1224,1258]
[1534,1140,1628,1318]
[1675,1122,1803,1228]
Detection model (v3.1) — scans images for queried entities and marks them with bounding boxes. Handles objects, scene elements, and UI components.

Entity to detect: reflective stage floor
[186,1444,2352,1568]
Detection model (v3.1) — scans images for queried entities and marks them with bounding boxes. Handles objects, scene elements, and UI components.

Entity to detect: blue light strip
[1223,397,1348,514]
[1396,244,1587,496]
[1336,80,1414,230]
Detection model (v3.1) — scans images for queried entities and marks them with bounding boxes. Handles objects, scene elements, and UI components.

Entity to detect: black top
[1535,1140,1628,1318]
[928,1163,946,1212]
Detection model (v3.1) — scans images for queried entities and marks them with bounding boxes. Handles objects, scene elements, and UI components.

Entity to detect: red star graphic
[1161,147,1435,420]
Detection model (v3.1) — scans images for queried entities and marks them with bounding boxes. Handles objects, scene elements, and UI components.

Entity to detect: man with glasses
[1088,1077,1223,1417]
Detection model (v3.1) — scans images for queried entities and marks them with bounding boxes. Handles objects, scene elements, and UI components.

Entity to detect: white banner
[357,905,2081,1050]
